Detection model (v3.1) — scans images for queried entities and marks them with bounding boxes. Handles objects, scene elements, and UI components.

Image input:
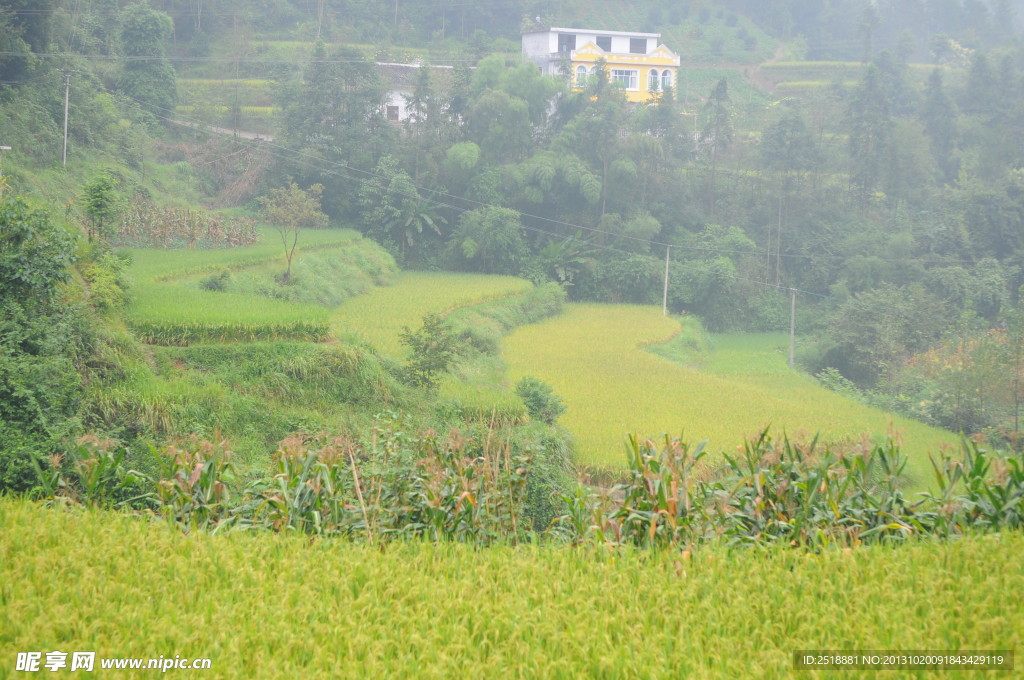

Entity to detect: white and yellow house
[521,27,680,103]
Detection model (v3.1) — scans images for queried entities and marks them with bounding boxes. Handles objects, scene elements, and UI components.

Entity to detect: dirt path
[713,42,787,95]
[169,118,274,142]
[745,43,786,92]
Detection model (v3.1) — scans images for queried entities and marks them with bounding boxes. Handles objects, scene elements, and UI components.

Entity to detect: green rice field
[123,228,379,344]
[124,226,362,281]
[504,304,957,476]
[1,498,1019,679]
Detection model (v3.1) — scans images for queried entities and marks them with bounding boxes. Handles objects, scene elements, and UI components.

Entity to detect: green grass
[503,304,956,478]
[124,226,362,281]
[122,228,388,344]
[676,66,773,114]
[2,497,1021,679]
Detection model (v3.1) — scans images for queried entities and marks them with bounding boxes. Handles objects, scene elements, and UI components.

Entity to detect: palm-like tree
[386,196,449,259]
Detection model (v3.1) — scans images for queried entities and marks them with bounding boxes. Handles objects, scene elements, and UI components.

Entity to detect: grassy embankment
[504,304,957,481]
[1,497,1020,679]
[114,232,541,465]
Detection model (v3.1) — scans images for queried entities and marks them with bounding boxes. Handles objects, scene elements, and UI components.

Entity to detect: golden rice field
[504,304,956,478]
[332,271,532,356]
[2,498,1020,679]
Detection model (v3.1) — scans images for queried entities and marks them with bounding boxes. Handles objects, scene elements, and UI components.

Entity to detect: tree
[824,283,949,385]
[920,69,959,183]
[81,172,121,242]
[465,88,532,164]
[0,0,55,84]
[258,182,327,284]
[117,2,176,114]
[448,206,526,274]
[761,107,819,284]
[699,78,734,216]
[358,155,448,261]
[1,196,76,300]
[845,66,892,209]
[553,77,629,219]
[401,64,445,181]
[856,2,881,62]
[275,43,394,218]
[667,224,758,331]
[399,313,464,390]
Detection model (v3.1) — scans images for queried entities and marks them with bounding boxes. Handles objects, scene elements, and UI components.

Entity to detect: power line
[0,50,485,64]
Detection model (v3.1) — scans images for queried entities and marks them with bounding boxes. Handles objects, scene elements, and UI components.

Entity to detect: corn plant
[554,434,708,548]
[617,434,709,547]
[559,430,935,550]
[234,417,531,543]
[31,435,151,509]
[154,435,236,531]
[918,438,1024,533]
[115,198,258,249]
[247,434,356,534]
[554,481,623,545]
[706,431,922,548]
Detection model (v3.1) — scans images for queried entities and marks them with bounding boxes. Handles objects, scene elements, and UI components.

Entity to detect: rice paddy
[2,497,1020,679]
[503,304,956,477]
[332,271,533,356]
[123,228,383,344]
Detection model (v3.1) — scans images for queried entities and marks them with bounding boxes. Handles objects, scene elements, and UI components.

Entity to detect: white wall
[522,32,555,57]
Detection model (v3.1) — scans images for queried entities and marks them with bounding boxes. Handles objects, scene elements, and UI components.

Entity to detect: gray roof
[376,62,456,90]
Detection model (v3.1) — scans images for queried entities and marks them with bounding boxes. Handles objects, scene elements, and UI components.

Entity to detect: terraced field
[504,303,956,477]
[332,271,532,356]
[123,228,379,344]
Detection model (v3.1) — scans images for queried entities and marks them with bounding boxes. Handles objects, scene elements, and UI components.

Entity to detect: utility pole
[662,245,671,316]
[62,72,70,167]
[789,287,797,369]
[0,145,10,198]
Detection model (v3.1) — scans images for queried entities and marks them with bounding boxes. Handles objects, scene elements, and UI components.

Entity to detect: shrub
[0,421,47,493]
[515,377,566,425]
[82,252,132,310]
[198,270,231,291]
[399,313,467,390]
